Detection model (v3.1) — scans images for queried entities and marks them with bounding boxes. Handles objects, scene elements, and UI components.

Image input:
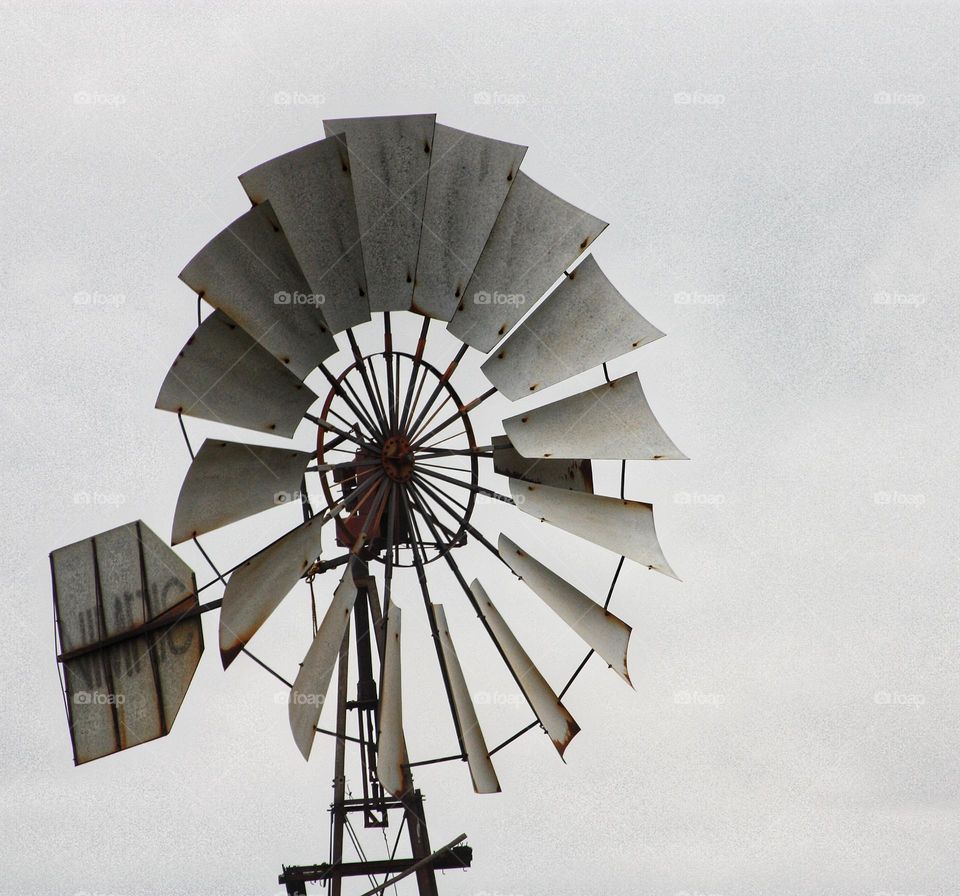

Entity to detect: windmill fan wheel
[158,114,685,797]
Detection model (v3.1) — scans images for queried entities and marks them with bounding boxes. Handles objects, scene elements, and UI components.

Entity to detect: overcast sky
[1,2,958,895]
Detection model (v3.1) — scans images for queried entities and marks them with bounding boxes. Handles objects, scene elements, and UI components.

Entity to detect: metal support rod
[384,312,397,433]
[356,834,468,896]
[310,414,377,452]
[56,594,221,662]
[402,790,440,896]
[330,622,351,896]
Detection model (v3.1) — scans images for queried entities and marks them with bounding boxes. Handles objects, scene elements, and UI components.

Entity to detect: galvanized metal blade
[499,535,632,685]
[447,172,607,352]
[219,514,329,668]
[323,114,436,313]
[289,564,357,760]
[510,480,679,580]
[432,604,501,794]
[171,439,313,545]
[492,434,593,492]
[156,310,318,437]
[179,202,337,380]
[469,580,580,757]
[480,254,664,399]
[239,135,369,332]
[376,603,412,797]
[503,373,687,461]
[412,124,526,320]
[51,521,203,764]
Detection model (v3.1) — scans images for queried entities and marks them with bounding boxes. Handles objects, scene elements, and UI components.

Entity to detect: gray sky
[1,2,958,894]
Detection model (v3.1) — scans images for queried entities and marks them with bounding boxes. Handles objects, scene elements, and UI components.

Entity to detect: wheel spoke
[416,466,513,505]
[412,387,496,450]
[398,317,430,433]
[410,476,510,570]
[406,343,468,437]
[318,363,382,442]
[346,328,389,434]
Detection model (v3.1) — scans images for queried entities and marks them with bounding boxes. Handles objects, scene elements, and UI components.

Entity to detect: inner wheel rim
[315,348,479,567]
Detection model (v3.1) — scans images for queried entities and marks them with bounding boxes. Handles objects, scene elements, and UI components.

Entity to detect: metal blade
[432,604,501,794]
[499,535,632,685]
[510,480,679,580]
[469,580,579,757]
[51,521,202,764]
[53,536,121,762]
[412,124,526,321]
[503,373,687,461]
[492,434,593,492]
[376,603,412,797]
[171,439,313,545]
[289,564,357,760]
[447,172,607,352]
[480,255,663,399]
[239,135,369,332]
[323,114,436,312]
[156,310,318,438]
[219,514,329,667]
[179,202,337,380]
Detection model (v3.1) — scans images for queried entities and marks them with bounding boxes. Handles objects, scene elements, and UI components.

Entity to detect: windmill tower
[51,115,684,894]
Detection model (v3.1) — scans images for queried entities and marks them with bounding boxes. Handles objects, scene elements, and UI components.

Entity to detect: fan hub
[381,434,414,483]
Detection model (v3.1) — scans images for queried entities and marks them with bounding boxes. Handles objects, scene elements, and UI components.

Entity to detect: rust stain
[221,640,244,669]
[552,718,581,757]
